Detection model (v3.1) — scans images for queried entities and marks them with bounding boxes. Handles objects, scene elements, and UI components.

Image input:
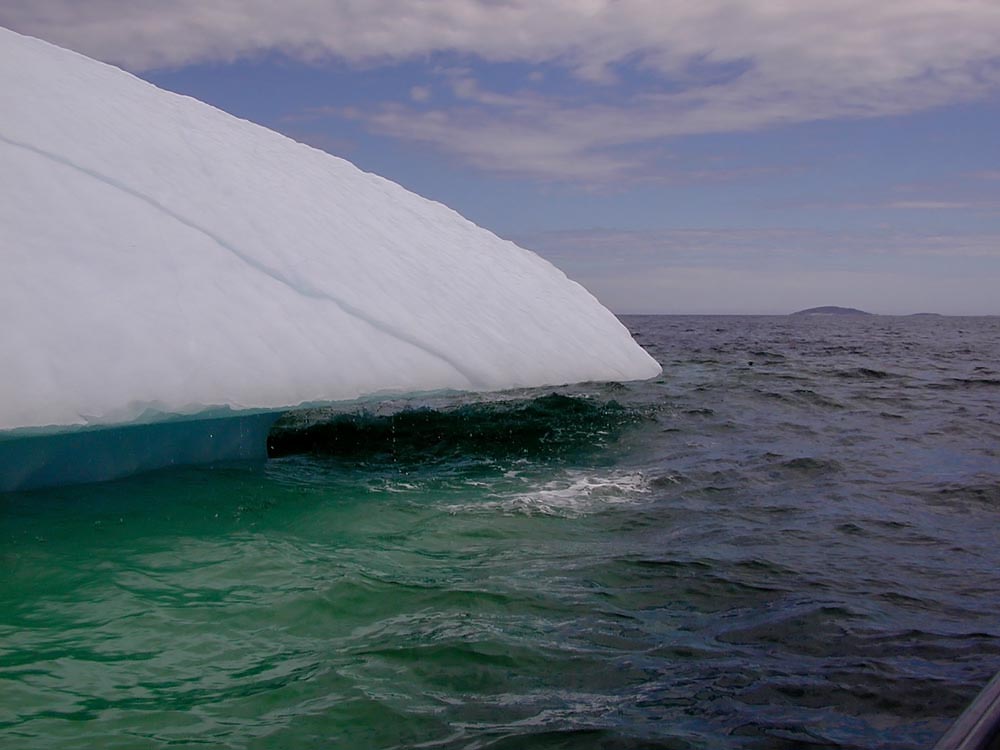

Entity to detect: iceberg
[0,27,660,491]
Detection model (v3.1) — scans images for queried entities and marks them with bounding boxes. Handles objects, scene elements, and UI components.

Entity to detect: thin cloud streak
[518,227,1000,269]
[516,228,1000,314]
[582,265,998,316]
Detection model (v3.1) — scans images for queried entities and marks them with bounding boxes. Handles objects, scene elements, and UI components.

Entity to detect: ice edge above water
[0,26,661,434]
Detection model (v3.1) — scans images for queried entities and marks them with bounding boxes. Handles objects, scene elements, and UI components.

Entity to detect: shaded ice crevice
[0,131,484,389]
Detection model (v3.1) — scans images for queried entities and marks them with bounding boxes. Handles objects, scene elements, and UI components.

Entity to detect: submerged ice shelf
[0,26,659,491]
[0,413,280,493]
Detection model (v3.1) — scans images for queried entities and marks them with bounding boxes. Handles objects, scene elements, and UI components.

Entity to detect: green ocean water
[3,316,1000,749]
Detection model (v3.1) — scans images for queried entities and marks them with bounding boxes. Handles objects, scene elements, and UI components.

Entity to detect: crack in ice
[0,132,485,388]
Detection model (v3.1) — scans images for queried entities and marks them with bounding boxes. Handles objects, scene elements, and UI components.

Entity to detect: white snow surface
[0,27,660,433]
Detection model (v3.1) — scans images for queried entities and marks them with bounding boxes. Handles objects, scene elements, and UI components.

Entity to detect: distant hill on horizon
[791,306,873,316]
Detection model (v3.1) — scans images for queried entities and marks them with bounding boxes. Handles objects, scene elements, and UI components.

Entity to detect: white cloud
[514,227,1000,314]
[888,200,976,210]
[579,265,1000,316]
[408,85,431,103]
[519,227,1000,265]
[4,1,1000,179]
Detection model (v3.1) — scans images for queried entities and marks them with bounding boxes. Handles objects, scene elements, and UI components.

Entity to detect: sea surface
[2,314,999,750]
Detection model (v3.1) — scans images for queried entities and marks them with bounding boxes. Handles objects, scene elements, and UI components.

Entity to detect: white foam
[448,470,652,517]
[0,27,660,435]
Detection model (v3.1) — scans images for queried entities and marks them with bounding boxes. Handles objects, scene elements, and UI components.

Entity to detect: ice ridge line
[0,132,485,387]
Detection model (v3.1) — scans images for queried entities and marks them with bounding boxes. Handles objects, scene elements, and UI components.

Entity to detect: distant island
[791,306,872,316]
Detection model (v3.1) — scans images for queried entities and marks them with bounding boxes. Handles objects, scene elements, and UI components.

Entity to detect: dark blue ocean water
[2,314,999,749]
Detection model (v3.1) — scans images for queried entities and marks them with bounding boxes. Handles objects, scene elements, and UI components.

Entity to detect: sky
[3,1,999,314]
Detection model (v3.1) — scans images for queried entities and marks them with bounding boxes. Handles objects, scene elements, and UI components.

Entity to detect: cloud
[408,85,431,103]
[4,1,1000,180]
[572,265,1000,315]
[888,200,978,210]
[513,227,1000,314]
[518,227,1000,265]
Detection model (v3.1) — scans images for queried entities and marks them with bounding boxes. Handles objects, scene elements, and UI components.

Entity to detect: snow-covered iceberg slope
[0,27,659,488]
